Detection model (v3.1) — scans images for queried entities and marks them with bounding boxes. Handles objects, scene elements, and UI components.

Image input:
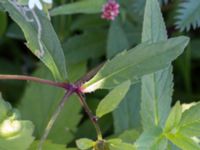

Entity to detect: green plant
[0,0,199,150]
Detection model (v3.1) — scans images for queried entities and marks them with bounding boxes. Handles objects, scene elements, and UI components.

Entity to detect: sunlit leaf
[96,80,131,118]
[82,37,189,93]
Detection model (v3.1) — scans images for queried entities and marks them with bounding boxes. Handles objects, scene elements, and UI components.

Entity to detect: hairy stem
[38,91,73,150]
[76,92,103,140]
[0,74,66,89]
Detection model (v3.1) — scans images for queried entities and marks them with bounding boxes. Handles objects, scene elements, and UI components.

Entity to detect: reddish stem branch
[39,91,73,150]
[76,92,103,140]
[0,74,66,89]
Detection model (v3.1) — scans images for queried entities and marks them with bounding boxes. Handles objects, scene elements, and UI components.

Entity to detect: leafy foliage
[51,0,106,16]
[175,0,200,31]
[140,0,172,130]
[1,0,67,81]
[82,37,188,92]
[1,0,200,149]
[18,63,86,144]
[0,94,34,150]
[96,80,131,118]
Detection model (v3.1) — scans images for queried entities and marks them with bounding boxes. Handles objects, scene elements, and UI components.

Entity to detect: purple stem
[0,74,69,90]
[38,91,73,150]
[76,92,103,140]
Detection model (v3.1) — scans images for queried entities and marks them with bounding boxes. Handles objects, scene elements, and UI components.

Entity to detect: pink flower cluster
[101,0,120,20]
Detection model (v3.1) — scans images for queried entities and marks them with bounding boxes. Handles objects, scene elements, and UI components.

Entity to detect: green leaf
[107,19,130,58]
[51,0,106,16]
[141,0,172,130]
[2,1,67,81]
[76,138,94,150]
[178,102,200,137]
[141,66,173,129]
[141,0,167,43]
[96,80,131,118]
[63,31,106,64]
[118,129,140,143]
[166,133,200,150]
[0,12,7,36]
[71,14,107,31]
[175,0,200,31]
[29,140,67,150]
[82,36,189,93]
[164,102,182,133]
[18,62,86,144]
[0,94,34,150]
[135,127,167,150]
[108,139,136,150]
[107,19,140,134]
[113,83,141,133]
[132,0,168,16]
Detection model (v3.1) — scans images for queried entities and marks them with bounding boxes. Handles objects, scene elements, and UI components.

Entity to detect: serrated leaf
[166,133,200,150]
[113,83,141,133]
[51,0,106,16]
[0,95,34,150]
[76,138,94,150]
[1,1,67,81]
[96,80,131,118]
[82,36,189,93]
[178,102,200,137]
[164,102,182,133]
[141,0,167,43]
[175,0,200,31]
[18,63,86,144]
[141,0,173,130]
[135,127,167,150]
[107,18,140,134]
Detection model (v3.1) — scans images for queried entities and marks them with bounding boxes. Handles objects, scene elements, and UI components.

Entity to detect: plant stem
[38,91,73,150]
[0,74,66,89]
[76,92,103,140]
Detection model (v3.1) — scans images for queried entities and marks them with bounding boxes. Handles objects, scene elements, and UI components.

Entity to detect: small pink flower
[101,0,120,20]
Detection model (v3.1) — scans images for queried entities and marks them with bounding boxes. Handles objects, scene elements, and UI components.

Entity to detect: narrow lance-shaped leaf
[96,80,131,118]
[141,0,173,130]
[1,0,67,81]
[51,0,106,16]
[82,36,189,93]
